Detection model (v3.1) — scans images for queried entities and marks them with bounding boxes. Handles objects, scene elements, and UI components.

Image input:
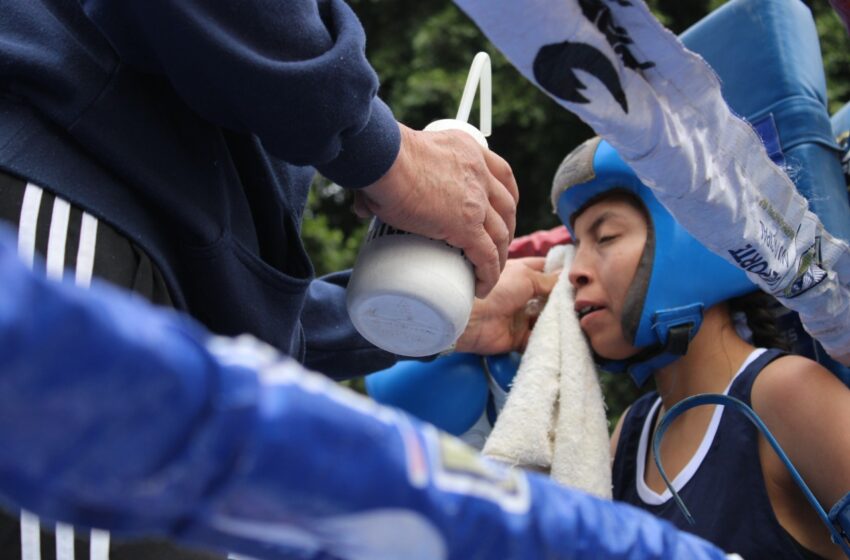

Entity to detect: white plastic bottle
[346,53,492,357]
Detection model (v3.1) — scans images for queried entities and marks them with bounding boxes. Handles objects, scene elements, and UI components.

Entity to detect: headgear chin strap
[552,138,756,385]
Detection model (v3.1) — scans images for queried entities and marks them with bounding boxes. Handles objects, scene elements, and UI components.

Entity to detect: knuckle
[487,242,501,265]
[503,196,517,216]
[494,225,510,247]
[497,159,518,190]
[500,159,515,181]
[461,197,485,224]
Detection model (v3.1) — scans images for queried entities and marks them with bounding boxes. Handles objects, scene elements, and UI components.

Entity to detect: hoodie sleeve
[77,0,400,188]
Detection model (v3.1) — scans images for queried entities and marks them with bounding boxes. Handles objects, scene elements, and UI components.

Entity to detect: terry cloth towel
[483,244,611,499]
[453,0,850,365]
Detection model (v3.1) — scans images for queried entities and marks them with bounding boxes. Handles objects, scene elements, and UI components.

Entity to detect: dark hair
[727,291,790,351]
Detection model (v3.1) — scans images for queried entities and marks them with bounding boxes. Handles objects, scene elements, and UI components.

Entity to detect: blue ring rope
[652,393,850,557]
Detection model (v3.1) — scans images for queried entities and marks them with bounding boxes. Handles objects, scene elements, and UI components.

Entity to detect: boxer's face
[569,195,647,360]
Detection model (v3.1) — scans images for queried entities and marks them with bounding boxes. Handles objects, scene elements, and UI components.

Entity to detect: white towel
[483,245,612,498]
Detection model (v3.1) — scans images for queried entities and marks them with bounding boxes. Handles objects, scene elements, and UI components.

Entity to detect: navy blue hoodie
[0,0,401,377]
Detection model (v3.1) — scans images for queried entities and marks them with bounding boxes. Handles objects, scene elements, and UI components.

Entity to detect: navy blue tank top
[612,348,823,559]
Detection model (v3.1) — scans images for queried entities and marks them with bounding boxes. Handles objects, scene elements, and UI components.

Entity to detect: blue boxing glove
[366,352,520,448]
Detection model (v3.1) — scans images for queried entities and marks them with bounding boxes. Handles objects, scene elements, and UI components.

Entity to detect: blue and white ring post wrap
[453,0,850,365]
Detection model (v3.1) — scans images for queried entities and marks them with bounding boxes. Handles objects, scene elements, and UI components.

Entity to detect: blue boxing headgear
[551,138,756,385]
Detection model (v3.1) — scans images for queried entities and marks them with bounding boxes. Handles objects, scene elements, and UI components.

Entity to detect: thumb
[521,270,560,318]
[352,191,375,219]
[531,269,560,299]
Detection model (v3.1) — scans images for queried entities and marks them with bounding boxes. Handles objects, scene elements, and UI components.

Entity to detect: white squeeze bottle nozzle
[346,52,492,357]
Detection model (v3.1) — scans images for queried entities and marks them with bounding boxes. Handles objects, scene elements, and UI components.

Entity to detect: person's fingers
[508,258,558,300]
[524,297,546,317]
[481,150,517,244]
[517,329,532,353]
[484,149,519,205]
[509,311,533,352]
[488,176,517,246]
[512,256,547,272]
[463,223,501,298]
[483,206,511,273]
[532,268,560,298]
[352,191,375,219]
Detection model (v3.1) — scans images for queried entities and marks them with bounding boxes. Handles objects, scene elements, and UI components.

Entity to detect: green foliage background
[303,0,850,427]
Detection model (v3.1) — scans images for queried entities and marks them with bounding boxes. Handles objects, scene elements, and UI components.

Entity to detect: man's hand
[454,257,559,355]
[355,122,519,298]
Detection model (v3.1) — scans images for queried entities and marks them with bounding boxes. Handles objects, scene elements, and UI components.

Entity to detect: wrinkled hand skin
[356,122,519,298]
[455,257,559,354]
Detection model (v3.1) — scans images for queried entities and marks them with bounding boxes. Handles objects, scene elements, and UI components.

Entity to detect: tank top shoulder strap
[612,390,658,499]
[728,348,787,406]
[616,392,659,452]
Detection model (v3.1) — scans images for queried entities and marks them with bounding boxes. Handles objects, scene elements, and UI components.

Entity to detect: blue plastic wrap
[681,0,850,240]
[681,0,850,384]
